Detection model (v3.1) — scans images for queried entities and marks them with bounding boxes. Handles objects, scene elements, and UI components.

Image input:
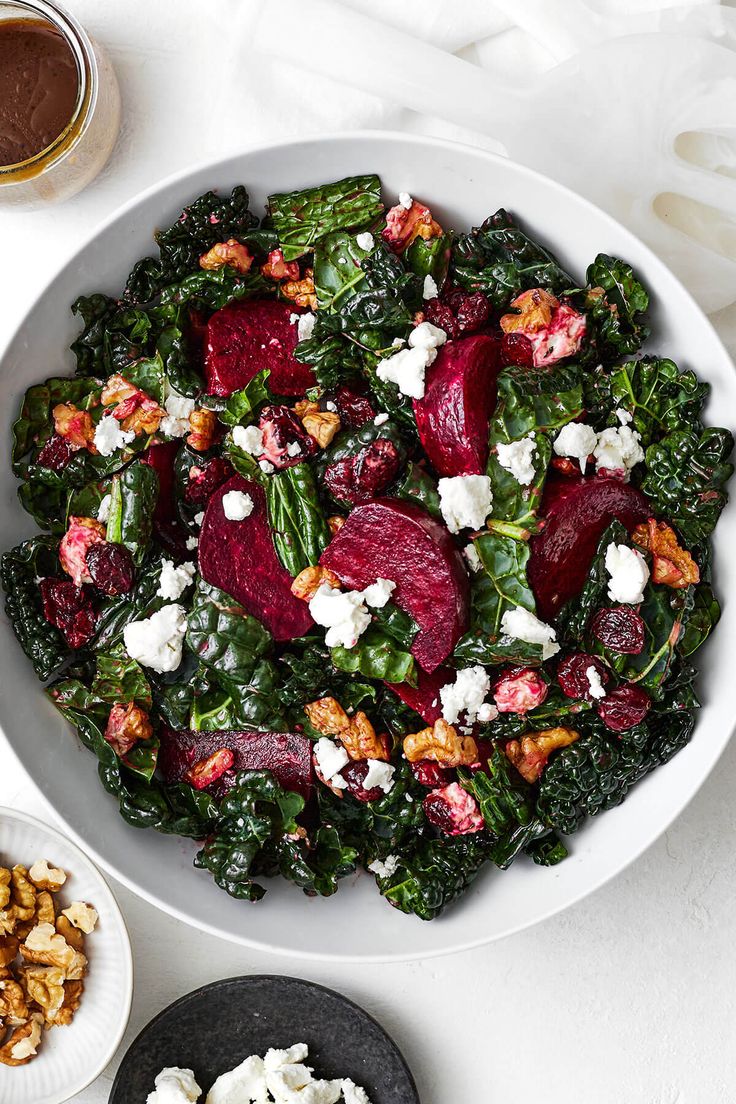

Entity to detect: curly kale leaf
[264,463,331,576]
[378,834,490,921]
[314,230,373,312]
[294,320,365,391]
[331,627,417,686]
[91,647,152,707]
[105,461,159,564]
[274,826,358,898]
[1,537,68,681]
[185,579,273,692]
[405,231,452,289]
[70,294,119,374]
[583,254,650,359]
[13,376,101,473]
[154,185,260,285]
[267,174,383,261]
[642,426,734,544]
[679,584,720,657]
[395,461,442,519]
[451,208,574,309]
[213,370,270,428]
[609,357,709,448]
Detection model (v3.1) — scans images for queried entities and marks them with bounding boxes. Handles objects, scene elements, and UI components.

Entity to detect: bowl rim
[1,128,734,962]
[0,804,134,1101]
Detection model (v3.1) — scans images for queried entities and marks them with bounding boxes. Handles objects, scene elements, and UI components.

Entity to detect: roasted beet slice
[158,725,313,800]
[204,299,316,397]
[198,474,313,641]
[320,498,469,672]
[528,474,650,621]
[385,665,451,725]
[413,334,501,476]
[141,441,188,555]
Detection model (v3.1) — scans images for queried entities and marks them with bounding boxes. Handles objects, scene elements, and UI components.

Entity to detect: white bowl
[0,808,133,1103]
[1,132,734,962]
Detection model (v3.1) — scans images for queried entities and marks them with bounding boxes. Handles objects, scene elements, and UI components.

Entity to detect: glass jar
[0,0,121,208]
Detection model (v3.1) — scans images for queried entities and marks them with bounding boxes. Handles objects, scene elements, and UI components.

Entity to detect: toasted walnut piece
[22,923,87,980]
[403,719,478,768]
[34,892,56,927]
[305,696,351,736]
[55,916,85,953]
[506,726,580,784]
[187,407,218,452]
[0,1014,43,1065]
[290,565,342,602]
[121,396,165,437]
[0,868,10,910]
[327,515,345,536]
[101,374,165,436]
[500,288,559,335]
[105,701,153,758]
[199,239,253,273]
[261,248,300,282]
[340,712,391,763]
[61,901,98,936]
[282,267,318,310]
[0,979,29,1025]
[21,965,66,1025]
[632,519,700,590]
[0,935,19,968]
[299,407,341,449]
[100,373,138,408]
[54,980,84,1027]
[293,399,319,419]
[10,867,36,922]
[53,403,97,453]
[28,860,67,894]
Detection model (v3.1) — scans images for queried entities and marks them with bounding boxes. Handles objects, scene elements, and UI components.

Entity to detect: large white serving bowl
[1,132,734,961]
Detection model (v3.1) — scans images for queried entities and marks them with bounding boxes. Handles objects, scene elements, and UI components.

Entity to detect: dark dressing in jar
[0,18,79,166]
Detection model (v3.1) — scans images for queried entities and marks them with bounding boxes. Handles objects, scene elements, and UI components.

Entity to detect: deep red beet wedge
[205,299,316,397]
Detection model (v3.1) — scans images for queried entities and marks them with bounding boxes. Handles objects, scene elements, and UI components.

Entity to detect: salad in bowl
[4,173,733,922]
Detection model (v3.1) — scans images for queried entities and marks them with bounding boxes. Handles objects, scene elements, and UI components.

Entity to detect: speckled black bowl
[108,974,419,1103]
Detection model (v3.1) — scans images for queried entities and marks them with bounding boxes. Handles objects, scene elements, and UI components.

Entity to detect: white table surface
[2,4,736,1102]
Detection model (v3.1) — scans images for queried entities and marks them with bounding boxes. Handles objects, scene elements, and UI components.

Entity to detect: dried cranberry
[185,456,234,506]
[456,291,491,333]
[39,578,97,649]
[493,667,548,714]
[424,299,458,338]
[324,438,401,506]
[36,434,74,472]
[259,404,317,469]
[425,288,491,340]
[423,782,484,836]
[590,606,646,655]
[341,760,384,802]
[500,332,535,367]
[597,685,651,732]
[411,759,454,788]
[557,653,609,701]
[85,542,135,596]
[331,386,375,428]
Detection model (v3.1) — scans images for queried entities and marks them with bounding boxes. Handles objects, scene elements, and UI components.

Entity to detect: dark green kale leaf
[613,585,693,698]
[451,208,574,309]
[159,266,272,313]
[331,627,417,686]
[395,461,442,519]
[379,834,490,922]
[490,365,585,441]
[273,826,358,898]
[1,537,68,681]
[583,254,650,359]
[314,230,372,312]
[264,463,331,576]
[211,369,270,427]
[105,461,159,564]
[70,294,119,375]
[189,658,288,733]
[642,426,734,544]
[608,357,709,448]
[154,185,260,285]
[267,174,383,261]
[91,646,152,707]
[679,583,720,657]
[293,320,365,391]
[185,578,273,692]
[405,231,452,289]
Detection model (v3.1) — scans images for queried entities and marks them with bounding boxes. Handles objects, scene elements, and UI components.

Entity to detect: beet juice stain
[0,18,79,166]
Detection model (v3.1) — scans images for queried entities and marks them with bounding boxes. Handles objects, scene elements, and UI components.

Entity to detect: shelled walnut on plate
[0,858,97,1066]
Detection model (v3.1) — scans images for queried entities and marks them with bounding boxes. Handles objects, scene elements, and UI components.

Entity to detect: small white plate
[0,807,133,1104]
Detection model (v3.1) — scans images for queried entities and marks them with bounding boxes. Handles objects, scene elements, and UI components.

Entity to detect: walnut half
[0,1014,43,1066]
[403,719,478,768]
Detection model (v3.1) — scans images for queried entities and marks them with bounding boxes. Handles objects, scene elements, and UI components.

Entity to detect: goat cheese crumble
[355,231,374,251]
[93,414,135,457]
[398,191,413,209]
[464,543,482,572]
[605,542,649,603]
[375,321,447,400]
[123,604,187,673]
[146,1067,201,1104]
[309,584,371,649]
[361,577,395,608]
[593,424,644,478]
[586,665,607,700]
[362,758,395,794]
[97,493,111,524]
[422,274,438,300]
[500,606,560,660]
[553,422,598,473]
[314,737,349,789]
[495,433,537,486]
[438,474,493,534]
[222,489,255,521]
[157,559,196,600]
[373,412,389,426]
[232,424,265,455]
[160,392,195,438]
[440,665,491,725]
[259,459,275,474]
[368,854,399,879]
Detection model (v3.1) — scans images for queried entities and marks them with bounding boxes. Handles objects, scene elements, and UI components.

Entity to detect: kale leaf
[154,185,260,285]
[379,835,490,921]
[642,426,734,544]
[1,537,68,680]
[331,627,417,686]
[267,174,383,261]
[583,254,650,359]
[608,357,708,448]
[264,463,331,576]
[105,461,159,564]
[185,578,273,692]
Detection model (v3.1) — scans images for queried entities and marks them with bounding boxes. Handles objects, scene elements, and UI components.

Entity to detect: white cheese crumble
[361,577,395,608]
[314,737,349,789]
[593,425,644,478]
[146,1067,201,1104]
[97,493,111,524]
[193,511,204,527]
[586,665,607,700]
[374,321,447,400]
[185,536,199,551]
[477,702,499,723]
[356,231,374,251]
[409,320,447,351]
[286,440,302,457]
[422,274,438,300]
[464,543,482,573]
[325,401,338,412]
[160,392,195,438]
[373,412,389,426]
[438,474,493,534]
[205,1055,266,1104]
[222,489,254,521]
[123,604,187,673]
[362,758,396,794]
[259,458,275,474]
[500,606,560,660]
[157,559,196,600]
[553,422,598,473]
[308,584,371,649]
[605,542,649,604]
[232,423,265,455]
[368,854,399,880]
[495,433,537,486]
[290,311,316,342]
[398,191,413,209]
[93,415,135,457]
[439,665,491,725]
[615,407,633,425]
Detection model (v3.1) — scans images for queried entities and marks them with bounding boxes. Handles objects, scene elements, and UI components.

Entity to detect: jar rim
[0,0,97,179]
